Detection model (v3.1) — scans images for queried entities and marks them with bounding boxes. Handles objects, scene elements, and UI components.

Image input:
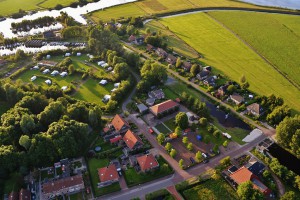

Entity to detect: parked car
[118,171,122,176]
[203,159,209,164]
[190,157,195,164]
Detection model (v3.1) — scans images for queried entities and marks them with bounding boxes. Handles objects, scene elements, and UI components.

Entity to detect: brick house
[123,130,144,150]
[98,164,119,186]
[136,154,159,173]
[247,103,263,117]
[111,114,130,134]
[149,100,179,118]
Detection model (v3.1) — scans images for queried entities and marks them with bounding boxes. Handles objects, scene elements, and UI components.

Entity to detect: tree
[182,136,189,145]
[240,75,246,84]
[227,85,236,94]
[195,151,202,162]
[175,126,182,138]
[237,181,264,200]
[175,112,189,129]
[199,117,207,127]
[220,156,231,167]
[14,49,26,61]
[266,105,291,125]
[213,130,220,138]
[223,140,228,148]
[280,191,296,200]
[179,159,184,169]
[262,170,271,180]
[170,149,177,158]
[203,135,210,144]
[38,101,65,127]
[88,107,102,128]
[165,142,172,152]
[157,133,165,145]
[276,115,300,158]
[187,142,193,151]
[146,28,151,34]
[68,64,75,75]
[213,145,219,154]
[241,81,250,90]
[20,114,35,135]
[105,100,118,112]
[19,135,31,150]
[190,64,200,77]
[176,57,182,68]
[294,175,300,190]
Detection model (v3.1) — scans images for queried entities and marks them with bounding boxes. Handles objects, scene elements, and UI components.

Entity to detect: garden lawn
[69,192,84,200]
[0,101,10,117]
[72,78,114,105]
[92,137,112,151]
[87,158,121,196]
[40,169,54,180]
[155,123,172,135]
[163,118,176,132]
[161,13,300,112]
[90,0,273,23]
[209,12,300,87]
[124,157,173,187]
[181,177,238,200]
[163,87,179,100]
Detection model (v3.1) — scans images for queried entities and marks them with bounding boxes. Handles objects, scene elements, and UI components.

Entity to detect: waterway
[268,143,300,175]
[0,0,137,38]
[240,0,300,10]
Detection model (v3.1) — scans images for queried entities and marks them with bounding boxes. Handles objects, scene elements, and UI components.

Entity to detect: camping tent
[45,80,52,85]
[46,55,51,59]
[60,72,68,77]
[51,70,59,76]
[33,66,39,70]
[99,80,108,85]
[43,69,50,74]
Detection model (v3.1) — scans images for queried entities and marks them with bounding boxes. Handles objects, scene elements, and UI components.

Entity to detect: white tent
[46,55,51,59]
[60,72,68,77]
[31,76,37,81]
[61,86,68,91]
[102,95,111,102]
[99,80,108,85]
[33,65,39,70]
[114,83,120,88]
[45,79,52,85]
[51,70,59,76]
[76,52,81,56]
[98,61,105,66]
[65,53,71,57]
[43,69,50,74]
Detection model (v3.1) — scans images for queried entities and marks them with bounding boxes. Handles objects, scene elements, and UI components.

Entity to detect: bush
[145,189,171,200]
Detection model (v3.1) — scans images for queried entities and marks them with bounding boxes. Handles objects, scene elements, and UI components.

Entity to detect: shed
[31,76,37,81]
[137,103,148,114]
[99,80,108,85]
[45,79,52,85]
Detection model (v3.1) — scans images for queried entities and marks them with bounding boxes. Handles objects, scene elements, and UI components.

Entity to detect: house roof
[147,44,155,51]
[42,175,84,194]
[166,54,177,64]
[137,103,148,113]
[19,189,31,200]
[98,164,119,182]
[136,154,159,171]
[198,70,210,77]
[110,135,122,143]
[150,100,178,115]
[247,161,265,176]
[123,130,143,150]
[230,166,254,184]
[8,192,18,200]
[182,62,192,70]
[247,103,262,114]
[111,114,129,132]
[230,93,244,103]
[103,127,110,133]
[128,35,136,42]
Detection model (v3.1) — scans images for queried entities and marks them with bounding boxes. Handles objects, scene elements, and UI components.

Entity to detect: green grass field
[208,12,300,87]
[89,0,275,22]
[181,176,238,200]
[155,123,172,135]
[161,13,300,112]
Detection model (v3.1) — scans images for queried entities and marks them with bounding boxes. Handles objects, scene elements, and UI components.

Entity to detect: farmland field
[161,13,300,112]
[208,11,300,87]
[89,0,275,22]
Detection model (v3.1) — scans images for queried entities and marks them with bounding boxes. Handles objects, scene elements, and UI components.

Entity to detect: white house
[45,79,52,85]
[102,95,111,102]
[46,55,51,59]
[114,83,120,88]
[60,72,68,77]
[65,53,71,57]
[76,52,81,56]
[33,65,39,70]
[31,76,37,81]
[43,69,50,74]
[99,80,108,85]
[51,70,59,76]
[61,86,68,91]
[98,61,105,66]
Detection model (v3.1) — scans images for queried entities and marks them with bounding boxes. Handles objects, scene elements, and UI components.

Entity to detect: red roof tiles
[137,154,159,172]
[123,130,143,150]
[110,135,122,143]
[111,114,129,132]
[98,164,119,182]
[150,100,178,116]
[19,189,31,200]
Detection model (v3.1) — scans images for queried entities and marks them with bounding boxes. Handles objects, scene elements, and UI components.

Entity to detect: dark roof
[228,165,238,173]
[199,70,210,77]
[166,54,177,64]
[43,31,55,38]
[247,103,262,115]
[137,103,148,113]
[247,161,265,176]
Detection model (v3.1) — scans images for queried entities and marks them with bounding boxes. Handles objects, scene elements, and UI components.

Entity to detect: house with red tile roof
[42,175,85,199]
[98,164,119,185]
[137,154,159,172]
[8,192,18,200]
[111,114,130,134]
[123,130,143,150]
[149,100,179,118]
[110,135,122,144]
[229,166,271,196]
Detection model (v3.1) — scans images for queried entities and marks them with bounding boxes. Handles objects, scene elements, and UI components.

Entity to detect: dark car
[190,157,195,164]
[203,159,209,164]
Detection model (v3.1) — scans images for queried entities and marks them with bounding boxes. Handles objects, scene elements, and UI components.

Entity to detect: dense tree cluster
[276,115,300,158]
[0,80,102,178]
[11,16,55,31]
[180,92,209,118]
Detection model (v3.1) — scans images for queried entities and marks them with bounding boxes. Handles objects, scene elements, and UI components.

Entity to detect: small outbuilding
[137,103,148,114]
